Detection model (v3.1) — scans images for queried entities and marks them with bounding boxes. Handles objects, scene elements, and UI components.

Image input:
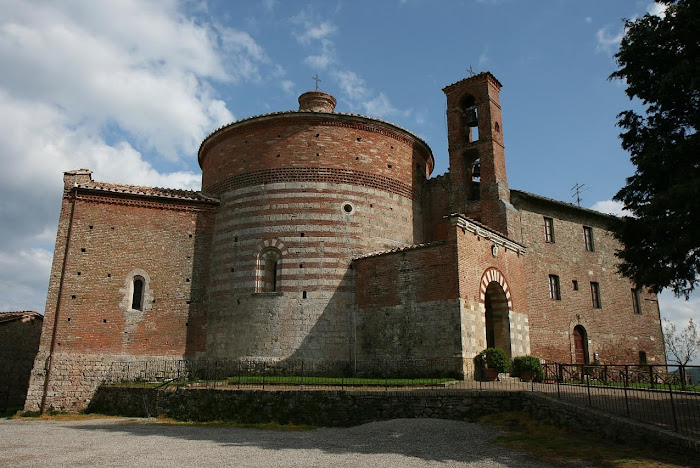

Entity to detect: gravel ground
[0,417,554,467]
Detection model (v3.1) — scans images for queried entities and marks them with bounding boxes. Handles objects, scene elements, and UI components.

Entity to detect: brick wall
[512,192,665,364]
[201,112,432,364]
[25,180,216,411]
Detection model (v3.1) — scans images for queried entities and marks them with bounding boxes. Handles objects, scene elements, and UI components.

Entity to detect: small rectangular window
[639,351,647,365]
[584,226,594,251]
[590,282,601,308]
[632,288,642,315]
[549,275,561,300]
[544,217,555,243]
[572,280,579,291]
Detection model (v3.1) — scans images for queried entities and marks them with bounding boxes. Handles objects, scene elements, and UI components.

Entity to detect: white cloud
[0,1,272,312]
[333,70,370,101]
[294,21,337,45]
[304,54,334,70]
[590,199,628,217]
[585,16,592,23]
[477,50,490,69]
[647,2,667,17]
[281,80,295,94]
[262,0,277,12]
[596,26,624,53]
[291,10,337,70]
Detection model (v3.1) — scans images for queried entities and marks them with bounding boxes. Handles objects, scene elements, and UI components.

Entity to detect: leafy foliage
[663,318,700,365]
[610,0,700,298]
[511,356,544,380]
[474,348,509,373]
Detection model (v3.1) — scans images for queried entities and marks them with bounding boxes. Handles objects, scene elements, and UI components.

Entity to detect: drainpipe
[40,192,77,414]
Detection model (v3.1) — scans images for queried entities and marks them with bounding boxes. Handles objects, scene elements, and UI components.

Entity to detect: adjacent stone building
[25,72,665,411]
[1,311,43,408]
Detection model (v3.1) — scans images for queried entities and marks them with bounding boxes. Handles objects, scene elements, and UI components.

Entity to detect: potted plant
[511,355,543,382]
[474,348,509,381]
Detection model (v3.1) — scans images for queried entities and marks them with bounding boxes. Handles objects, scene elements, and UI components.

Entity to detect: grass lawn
[480,412,694,467]
[111,375,455,388]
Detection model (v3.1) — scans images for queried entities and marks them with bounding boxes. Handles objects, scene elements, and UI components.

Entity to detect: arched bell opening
[573,325,589,365]
[484,281,512,359]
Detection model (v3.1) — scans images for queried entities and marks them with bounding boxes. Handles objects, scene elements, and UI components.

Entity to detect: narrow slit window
[590,282,601,308]
[632,288,642,315]
[544,217,555,243]
[549,275,561,300]
[132,276,144,311]
[259,248,282,293]
[584,226,594,251]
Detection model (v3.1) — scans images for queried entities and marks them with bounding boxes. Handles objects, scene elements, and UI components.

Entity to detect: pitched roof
[511,189,617,220]
[0,310,43,325]
[73,181,219,204]
[354,240,448,260]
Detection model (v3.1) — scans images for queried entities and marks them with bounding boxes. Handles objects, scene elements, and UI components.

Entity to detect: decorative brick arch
[254,238,288,258]
[479,267,513,311]
[254,239,288,293]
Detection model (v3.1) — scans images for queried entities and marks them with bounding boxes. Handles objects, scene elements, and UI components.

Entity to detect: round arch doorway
[573,325,589,364]
[484,281,512,359]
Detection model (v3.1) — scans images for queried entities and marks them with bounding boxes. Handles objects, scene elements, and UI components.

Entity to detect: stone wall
[24,352,184,412]
[0,312,43,407]
[87,387,700,455]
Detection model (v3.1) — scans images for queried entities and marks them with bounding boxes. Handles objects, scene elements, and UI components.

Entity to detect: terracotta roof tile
[73,181,219,203]
[354,240,448,260]
[0,310,43,324]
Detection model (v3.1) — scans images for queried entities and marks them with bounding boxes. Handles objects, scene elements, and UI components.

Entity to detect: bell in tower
[463,105,478,128]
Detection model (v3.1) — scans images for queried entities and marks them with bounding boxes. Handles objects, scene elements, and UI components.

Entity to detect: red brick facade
[26,72,665,411]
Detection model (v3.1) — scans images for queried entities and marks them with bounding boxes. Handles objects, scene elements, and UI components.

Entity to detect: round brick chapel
[198,89,434,361]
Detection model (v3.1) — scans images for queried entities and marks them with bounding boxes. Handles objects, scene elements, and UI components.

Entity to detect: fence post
[237,360,241,390]
[649,365,655,390]
[668,383,679,432]
[623,367,630,417]
[586,374,592,406]
[680,365,687,391]
[301,359,304,389]
[556,364,561,400]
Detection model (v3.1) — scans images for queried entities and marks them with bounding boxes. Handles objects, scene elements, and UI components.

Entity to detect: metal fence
[102,359,700,437]
[104,357,462,391]
[533,363,700,438]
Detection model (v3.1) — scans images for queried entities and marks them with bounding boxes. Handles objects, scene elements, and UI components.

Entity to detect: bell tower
[443,72,519,239]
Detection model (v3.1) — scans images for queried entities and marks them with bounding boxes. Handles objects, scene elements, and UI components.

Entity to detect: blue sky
[0,0,696,360]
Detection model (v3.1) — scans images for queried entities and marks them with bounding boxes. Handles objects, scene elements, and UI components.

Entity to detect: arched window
[258,248,282,292]
[131,276,145,311]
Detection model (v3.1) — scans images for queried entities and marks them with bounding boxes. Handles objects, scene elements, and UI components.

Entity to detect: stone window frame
[121,269,152,313]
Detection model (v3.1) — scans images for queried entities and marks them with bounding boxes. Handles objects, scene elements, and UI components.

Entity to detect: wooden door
[573,326,588,364]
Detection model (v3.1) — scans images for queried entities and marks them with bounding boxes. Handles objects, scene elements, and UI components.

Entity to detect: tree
[610,0,700,298]
[663,318,700,366]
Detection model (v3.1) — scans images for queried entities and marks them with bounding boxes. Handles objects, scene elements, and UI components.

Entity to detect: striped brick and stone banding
[479,267,512,311]
[199,94,434,362]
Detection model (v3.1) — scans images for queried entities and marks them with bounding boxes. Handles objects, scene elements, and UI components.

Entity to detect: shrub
[474,348,509,374]
[511,355,543,380]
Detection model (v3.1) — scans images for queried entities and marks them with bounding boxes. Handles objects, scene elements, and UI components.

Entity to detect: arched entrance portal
[573,325,589,364]
[484,281,512,359]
